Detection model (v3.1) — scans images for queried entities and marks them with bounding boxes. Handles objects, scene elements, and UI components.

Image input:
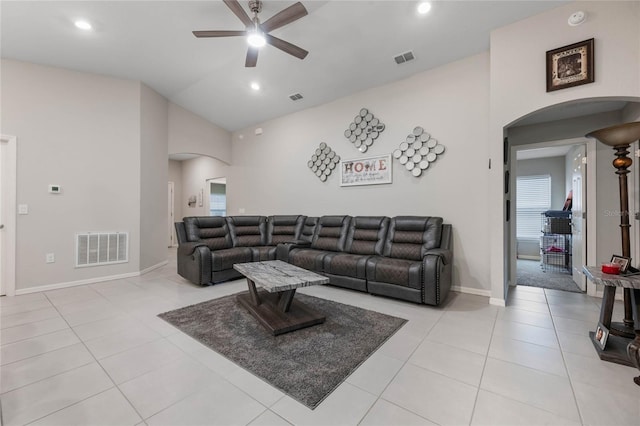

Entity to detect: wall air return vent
[76,232,128,268]
[394,51,415,65]
[289,93,303,101]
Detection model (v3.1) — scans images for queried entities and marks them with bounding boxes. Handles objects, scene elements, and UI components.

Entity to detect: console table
[583,266,640,386]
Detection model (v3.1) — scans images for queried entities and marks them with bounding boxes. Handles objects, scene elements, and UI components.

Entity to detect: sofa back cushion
[382,216,443,260]
[227,216,267,247]
[345,216,390,255]
[311,216,351,252]
[299,217,318,243]
[267,215,306,245]
[183,216,232,250]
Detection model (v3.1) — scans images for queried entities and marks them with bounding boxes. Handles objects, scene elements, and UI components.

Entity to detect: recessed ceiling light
[250,82,260,91]
[74,20,93,31]
[417,2,432,15]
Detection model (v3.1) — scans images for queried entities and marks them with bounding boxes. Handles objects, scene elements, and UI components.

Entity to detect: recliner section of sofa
[175,214,452,305]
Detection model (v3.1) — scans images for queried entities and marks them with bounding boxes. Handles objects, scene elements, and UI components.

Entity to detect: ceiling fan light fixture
[247,30,266,48]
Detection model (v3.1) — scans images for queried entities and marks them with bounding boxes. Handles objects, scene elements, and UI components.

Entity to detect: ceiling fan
[193,0,309,67]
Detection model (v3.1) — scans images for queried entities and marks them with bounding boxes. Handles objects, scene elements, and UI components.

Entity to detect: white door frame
[168,181,175,247]
[509,137,597,295]
[1,134,17,296]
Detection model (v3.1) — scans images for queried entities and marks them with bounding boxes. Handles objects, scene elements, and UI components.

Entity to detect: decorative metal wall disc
[344,108,385,153]
[393,127,445,177]
[308,143,340,182]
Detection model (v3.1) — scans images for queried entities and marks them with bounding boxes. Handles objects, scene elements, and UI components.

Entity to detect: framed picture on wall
[340,154,392,187]
[546,38,594,92]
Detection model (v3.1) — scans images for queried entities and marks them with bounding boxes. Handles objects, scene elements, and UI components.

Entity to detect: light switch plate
[18,204,28,215]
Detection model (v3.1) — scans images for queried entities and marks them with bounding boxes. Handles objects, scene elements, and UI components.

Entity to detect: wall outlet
[46,253,55,263]
[18,204,28,215]
[239,208,246,214]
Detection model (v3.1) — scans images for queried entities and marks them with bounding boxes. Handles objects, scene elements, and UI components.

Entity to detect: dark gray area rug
[517,259,583,293]
[158,292,406,409]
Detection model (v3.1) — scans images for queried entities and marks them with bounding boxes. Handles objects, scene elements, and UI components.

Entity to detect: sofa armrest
[177,244,212,285]
[178,241,208,257]
[276,241,312,262]
[422,248,452,305]
[424,248,452,265]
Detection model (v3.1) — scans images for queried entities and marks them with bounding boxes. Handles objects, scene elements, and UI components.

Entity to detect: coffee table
[233,260,329,335]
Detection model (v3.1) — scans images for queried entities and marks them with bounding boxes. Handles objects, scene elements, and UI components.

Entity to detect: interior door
[572,144,587,291]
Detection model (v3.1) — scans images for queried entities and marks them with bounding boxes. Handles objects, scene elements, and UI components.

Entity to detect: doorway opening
[511,139,588,294]
[207,178,227,217]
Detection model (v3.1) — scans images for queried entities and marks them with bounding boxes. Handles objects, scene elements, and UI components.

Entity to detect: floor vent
[394,51,415,64]
[289,93,303,101]
[76,232,128,267]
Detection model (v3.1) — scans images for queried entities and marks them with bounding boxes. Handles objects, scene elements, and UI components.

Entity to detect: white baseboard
[140,260,168,275]
[489,297,507,307]
[450,285,491,298]
[15,260,169,295]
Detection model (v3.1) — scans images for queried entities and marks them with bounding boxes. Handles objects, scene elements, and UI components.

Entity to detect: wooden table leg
[599,285,616,329]
[246,278,262,306]
[277,289,296,312]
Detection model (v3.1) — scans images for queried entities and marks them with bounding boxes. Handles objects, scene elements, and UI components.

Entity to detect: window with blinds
[516,175,551,239]
[209,183,226,217]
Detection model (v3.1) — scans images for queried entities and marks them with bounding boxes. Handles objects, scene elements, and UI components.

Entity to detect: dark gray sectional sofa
[175,214,452,306]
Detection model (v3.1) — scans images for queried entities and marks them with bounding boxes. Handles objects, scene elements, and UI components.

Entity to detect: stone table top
[233,260,329,293]
[583,266,640,290]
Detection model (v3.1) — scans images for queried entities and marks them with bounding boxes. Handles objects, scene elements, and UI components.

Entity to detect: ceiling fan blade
[245,47,259,67]
[193,30,246,38]
[265,34,308,60]
[223,0,253,27]
[261,2,308,33]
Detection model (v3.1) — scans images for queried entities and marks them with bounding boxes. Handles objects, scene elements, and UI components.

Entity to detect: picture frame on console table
[340,154,392,187]
[611,254,631,274]
[594,322,609,350]
[546,38,594,92]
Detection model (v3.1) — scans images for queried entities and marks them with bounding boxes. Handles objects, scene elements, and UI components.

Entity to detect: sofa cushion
[267,215,305,245]
[183,217,232,251]
[366,257,423,289]
[251,246,277,262]
[211,247,252,272]
[227,216,267,247]
[289,248,331,273]
[382,216,443,261]
[345,216,389,255]
[323,253,368,279]
[311,216,351,252]
[300,217,318,243]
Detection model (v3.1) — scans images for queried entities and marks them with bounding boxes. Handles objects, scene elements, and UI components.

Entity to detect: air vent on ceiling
[76,231,128,268]
[394,51,415,65]
[289,93,304,101]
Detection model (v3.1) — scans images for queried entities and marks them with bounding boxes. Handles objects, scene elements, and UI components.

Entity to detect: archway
[501,96,640,302]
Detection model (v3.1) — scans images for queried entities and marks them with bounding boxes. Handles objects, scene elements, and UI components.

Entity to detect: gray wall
[140,84,169,270]
[229,53,492,293]
[1,59,142,289]
[181,156,229,218]
[169,160,183,234]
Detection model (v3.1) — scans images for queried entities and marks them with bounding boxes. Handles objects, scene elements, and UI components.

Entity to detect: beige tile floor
[1,249,639,425]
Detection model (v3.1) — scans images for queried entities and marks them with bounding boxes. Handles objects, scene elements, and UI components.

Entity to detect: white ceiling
[1,1,568,131]
[516,145,574,160]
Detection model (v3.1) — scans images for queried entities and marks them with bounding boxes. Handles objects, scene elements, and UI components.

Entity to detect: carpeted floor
[517,259,583,293]
[158,292,406,409]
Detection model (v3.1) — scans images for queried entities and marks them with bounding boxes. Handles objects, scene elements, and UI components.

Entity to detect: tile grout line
[18,291,149,425]
[543,287,586,426]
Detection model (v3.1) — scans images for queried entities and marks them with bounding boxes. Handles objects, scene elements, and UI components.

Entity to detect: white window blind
[517,175,551,239]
